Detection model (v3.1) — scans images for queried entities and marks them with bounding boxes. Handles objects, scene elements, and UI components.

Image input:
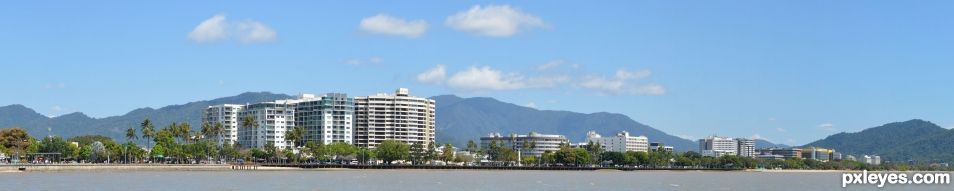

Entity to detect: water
[0,170,950,190]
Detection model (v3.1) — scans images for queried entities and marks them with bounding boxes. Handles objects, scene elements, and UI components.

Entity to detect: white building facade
[736,138,756,157]
[480,132,568,157]
[699,136,739,157]
[585,131,649,152]
[203,104,243,146]
[237,101,296,150]
[354,88,436,148]
[289,93,354,145]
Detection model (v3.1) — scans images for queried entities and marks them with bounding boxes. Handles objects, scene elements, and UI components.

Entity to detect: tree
[466,140,479,153]
[79,145,92,162]
[425,141,439,163]
[356,147,375,165]
[90,141,106,163]
[326,142,357,162]
[126,127,137,142]
[409,142,426,164]
[440,143,455,163]
[286,126,305,149]
[376,140,409,165]
[240,115,258,146]
[140,119,155,148]
[38,136,75,161]
[304,141,327,162]
[0,128,32,156]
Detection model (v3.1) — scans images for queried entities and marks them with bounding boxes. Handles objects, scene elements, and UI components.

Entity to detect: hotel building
[354,88,436,148]
[585,131,649,152]
[699,136,738,157]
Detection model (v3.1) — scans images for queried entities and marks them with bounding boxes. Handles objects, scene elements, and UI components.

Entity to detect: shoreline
[3,164,946,173]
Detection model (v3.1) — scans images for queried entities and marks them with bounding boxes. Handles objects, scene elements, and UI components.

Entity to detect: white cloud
[416,65,447,84]
[344,56,384,66]
[360,14,428,38]
[768,117,777,121]
[751,134,765,140]
[818,123,836,132]
[776,127,786,132]
[524,102,537,108]
[188,14,277,43]
[235,20,277,43]
[445,5,545,37]
[188,15,229,42]
[536,60,564,71]
[577,69,665,96]
[447,66,527,91]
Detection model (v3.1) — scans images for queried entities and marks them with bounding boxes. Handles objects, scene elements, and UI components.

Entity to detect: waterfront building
[863,155,881,165]
[736,138,756,157]
[585,131,649,152]
[757,154,785,160]
[649,142,674,152]
[203,104,244,145]
[287,93,354,145]
[237,100,296,150]
[801,147,834,162]
[480,132,569,157]
[846,155,857,161]
[354,88,436,148]
[756,147,802,159]
[699,136,738,157]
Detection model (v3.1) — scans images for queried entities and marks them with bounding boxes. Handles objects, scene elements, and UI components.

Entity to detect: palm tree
[212,122,224,143]
[241,115,258,147]
[285,126,305,163]
[140,119,154,149]
[201,122,213,141]
[178,122,192,144]
[126,127,138,142]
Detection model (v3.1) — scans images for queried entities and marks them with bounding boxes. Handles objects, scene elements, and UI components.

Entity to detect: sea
[0,170,950,190]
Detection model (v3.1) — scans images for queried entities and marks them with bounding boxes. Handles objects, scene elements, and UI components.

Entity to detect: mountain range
[0,92,796,152]
[804,119,954,163]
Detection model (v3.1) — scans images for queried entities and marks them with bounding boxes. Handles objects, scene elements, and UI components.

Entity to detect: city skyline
[2,1,954,146]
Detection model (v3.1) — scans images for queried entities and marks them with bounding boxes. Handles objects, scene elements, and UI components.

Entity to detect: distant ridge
[803,119,954,163]
[0,92,294,140]
[429,95,698,151]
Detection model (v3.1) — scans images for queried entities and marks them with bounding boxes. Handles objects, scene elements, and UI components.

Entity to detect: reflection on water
[0,170,948,191]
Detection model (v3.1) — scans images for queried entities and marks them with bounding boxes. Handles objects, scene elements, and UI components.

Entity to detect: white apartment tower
[237,101,296,150]
[585,131,649,152]
[699,136,738,157]
[354,88,436,148]
[736,138,756,157]
[289,93,354,145]
[203,104,243,146]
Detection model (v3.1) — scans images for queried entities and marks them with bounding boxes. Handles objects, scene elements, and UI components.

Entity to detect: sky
[2,1,953,145]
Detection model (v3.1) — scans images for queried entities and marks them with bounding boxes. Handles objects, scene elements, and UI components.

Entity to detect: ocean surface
[0,170,950,191]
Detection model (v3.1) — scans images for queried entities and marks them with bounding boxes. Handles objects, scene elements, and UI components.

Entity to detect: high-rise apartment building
[288,93,354,145]
[203,104,243,146]
[736,138,756,157]
[237,100,296,150]
[354,88,436,148]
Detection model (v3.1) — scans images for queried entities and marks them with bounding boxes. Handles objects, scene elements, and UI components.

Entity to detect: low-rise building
[585,131,649,153]
[480,132,568,157]
[801,147,834,162]
[649,142,674,152]
[863,155,881,165]
[756,148,802,159]
[699,136,738,157]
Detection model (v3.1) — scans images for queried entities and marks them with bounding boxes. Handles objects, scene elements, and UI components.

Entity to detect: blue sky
[2,1,952,145]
